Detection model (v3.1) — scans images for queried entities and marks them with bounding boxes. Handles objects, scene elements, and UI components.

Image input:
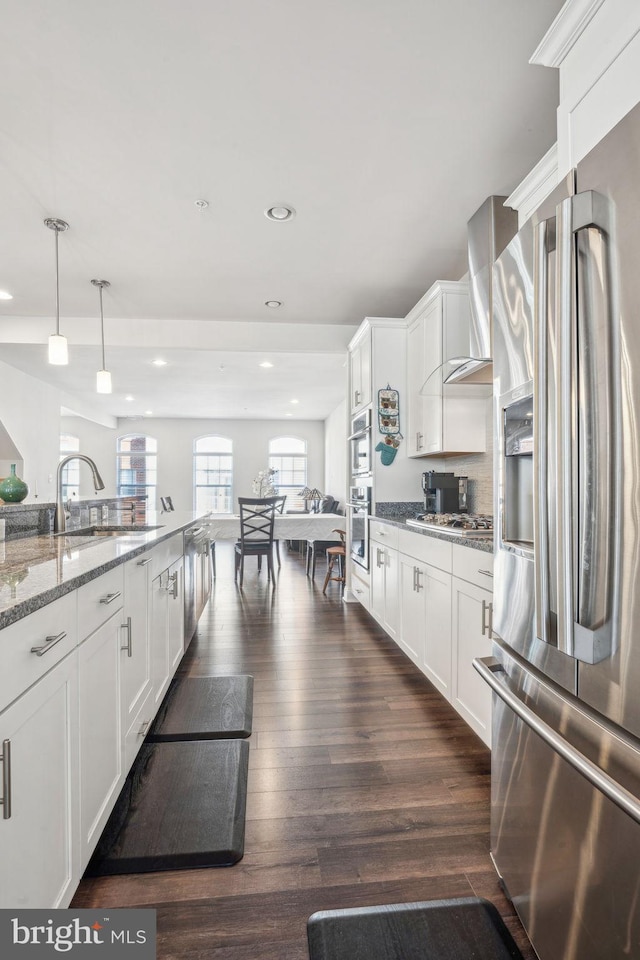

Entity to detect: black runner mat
[307,897,525,960]
[147,675,254,741]
[85,739,249,875]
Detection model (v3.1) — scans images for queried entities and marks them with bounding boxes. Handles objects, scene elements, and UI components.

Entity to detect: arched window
[268,436,307,510]
[194,436,233,513]
[117,435,158,511]
[59,434,80,502]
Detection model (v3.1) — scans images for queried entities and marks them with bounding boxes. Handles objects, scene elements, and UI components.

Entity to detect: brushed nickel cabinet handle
[30,631,67,657]
[1,739,11,819]
[137,557,153,567]
[100,591,122,605]
[120,616,132,657]
[477,569,494,578]
[138,719,150,737]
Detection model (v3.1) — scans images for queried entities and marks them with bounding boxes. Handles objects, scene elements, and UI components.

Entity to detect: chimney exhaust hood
[444,196,517,384]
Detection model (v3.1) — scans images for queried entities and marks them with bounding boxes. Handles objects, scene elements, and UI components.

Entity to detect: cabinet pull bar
[121,616,132,657]
[100,591,122,605]
[138,719,150,737]
[1,739,11,819]
[30,631,67,657]
[477,569,494,578]
[137,558,153,567]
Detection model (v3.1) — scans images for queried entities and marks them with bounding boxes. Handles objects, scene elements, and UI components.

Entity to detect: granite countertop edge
[370,515,494,554]
[0,511,209,630]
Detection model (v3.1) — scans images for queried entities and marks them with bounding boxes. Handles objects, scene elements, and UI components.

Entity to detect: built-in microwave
[349,408,372,478]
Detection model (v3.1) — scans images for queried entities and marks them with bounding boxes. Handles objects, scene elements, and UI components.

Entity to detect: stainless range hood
[445,196,517,384]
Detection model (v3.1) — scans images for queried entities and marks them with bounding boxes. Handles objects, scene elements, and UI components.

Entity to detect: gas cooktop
[406,514,494,538]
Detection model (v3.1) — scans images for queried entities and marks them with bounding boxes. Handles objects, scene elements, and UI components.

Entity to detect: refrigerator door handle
[473,656,640,826]
[555,191,617,664]
[533,217,552,647]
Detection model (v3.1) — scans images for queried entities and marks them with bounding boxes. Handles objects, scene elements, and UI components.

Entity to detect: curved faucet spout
[55,455,106,534]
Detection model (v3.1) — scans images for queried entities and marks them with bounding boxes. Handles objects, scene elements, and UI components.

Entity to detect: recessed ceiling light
[194,199,209,210]
[264,205,296,222]
[125,395,134,402]
[265,300,282,308]
[0,289,13,300]
[152,359,167,366]
[291,399,299,404]
[259,361,273,368]
[285,412,293,417]
[144,410,153,416]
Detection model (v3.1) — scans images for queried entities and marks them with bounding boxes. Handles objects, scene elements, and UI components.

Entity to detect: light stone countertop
[370,515,494,554]
[0,511,207,630]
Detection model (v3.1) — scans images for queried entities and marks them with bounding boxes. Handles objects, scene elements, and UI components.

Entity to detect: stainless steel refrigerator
[474,100,640,960]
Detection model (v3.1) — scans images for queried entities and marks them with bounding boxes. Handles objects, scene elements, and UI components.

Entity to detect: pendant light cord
[99,283,106,369]
[54,226,61,336]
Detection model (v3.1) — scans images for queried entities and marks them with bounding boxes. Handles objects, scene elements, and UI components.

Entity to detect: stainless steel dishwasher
[183,524,211,643]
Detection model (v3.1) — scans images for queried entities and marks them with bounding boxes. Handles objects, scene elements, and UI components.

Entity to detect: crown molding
[530,0,606,67]
[506,144,559,214]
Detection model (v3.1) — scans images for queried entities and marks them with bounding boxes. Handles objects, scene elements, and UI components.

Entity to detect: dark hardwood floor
[72,543,534,959]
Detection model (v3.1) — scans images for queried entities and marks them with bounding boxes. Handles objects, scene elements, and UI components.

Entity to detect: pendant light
[91,279,112,394]
[44,218,70,365]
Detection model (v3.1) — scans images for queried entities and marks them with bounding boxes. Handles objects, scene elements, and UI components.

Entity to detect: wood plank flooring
[72,544,534,960]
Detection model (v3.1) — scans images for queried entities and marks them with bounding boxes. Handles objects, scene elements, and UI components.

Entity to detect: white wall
[324,398,348,510]
[0,360,61,503]
[61,415,326,510]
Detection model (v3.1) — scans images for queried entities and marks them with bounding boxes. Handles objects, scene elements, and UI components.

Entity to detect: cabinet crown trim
[530,0,606,68]
[404,280,469,326]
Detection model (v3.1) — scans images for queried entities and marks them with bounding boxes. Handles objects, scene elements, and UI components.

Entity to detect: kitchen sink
[55,525,164,538]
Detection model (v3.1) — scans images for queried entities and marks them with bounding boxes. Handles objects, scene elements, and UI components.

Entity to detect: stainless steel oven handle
[474,657,640,827]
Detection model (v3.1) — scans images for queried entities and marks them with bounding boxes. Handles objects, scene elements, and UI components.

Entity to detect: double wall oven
[348,484,371,570]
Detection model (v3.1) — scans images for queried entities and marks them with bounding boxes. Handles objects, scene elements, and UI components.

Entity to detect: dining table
[204,512,345,542]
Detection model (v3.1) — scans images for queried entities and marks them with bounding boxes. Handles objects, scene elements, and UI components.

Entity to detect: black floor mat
[307,897,525,960]
[147,675,254,741]
[85,739,249,875]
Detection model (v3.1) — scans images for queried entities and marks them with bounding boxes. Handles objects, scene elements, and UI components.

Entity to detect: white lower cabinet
[0,651,79,908]
[370,524,399,640]
[451,576,493,747]
[150,555,185,710]
[122,555,154,769]
[78,607,124,872]
[366,524,494,747]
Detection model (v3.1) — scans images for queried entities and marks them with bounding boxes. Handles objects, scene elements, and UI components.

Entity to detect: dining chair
[273,494,287,567]
[234,497,278,588]
[322,529,346,594]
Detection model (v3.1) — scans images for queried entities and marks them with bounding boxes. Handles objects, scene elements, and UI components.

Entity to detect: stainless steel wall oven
[348,484,371,569]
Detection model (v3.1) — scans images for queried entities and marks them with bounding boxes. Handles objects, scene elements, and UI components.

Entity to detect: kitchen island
[0,509,211,909]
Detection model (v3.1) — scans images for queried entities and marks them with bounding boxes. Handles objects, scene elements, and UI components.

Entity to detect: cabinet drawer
[398,529,452,572]
[77,566,125,640]
[369,520,399,549]
[146,533,184,579]
[0,592,78,711]
[452,543,494,591]
[124,687,154,770]
[350,564,370,609]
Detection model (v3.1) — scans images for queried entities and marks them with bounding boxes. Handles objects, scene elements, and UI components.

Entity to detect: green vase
[0,464,29,503]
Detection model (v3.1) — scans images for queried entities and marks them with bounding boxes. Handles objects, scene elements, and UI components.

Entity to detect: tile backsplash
[443,397,494,515]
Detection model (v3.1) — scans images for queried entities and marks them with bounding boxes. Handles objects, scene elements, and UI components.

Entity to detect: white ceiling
[0,0,563,420]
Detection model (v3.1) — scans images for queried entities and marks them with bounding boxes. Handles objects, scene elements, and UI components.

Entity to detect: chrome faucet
[55,455,106,533]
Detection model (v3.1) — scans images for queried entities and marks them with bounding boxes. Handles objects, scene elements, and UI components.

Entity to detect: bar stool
[322,529,346,594]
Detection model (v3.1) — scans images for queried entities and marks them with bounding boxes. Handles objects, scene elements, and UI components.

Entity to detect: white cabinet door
[0,652,78,909]
[422,563,452,700]
[451,576,492,747]
[167,556,185,673]
[78,611,124,871]
[398,555,424,666]
[349,331,372,414]
[406,317,427,456]
[122,555,152,737]
[150,571,171,709]
[370,543,398,640]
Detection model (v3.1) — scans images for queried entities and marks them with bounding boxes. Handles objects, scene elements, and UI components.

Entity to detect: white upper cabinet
[406,281,488,457]
[531,0,640,176]
[349,326,372,415]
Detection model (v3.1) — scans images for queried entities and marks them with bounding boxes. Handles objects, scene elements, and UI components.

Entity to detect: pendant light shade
[91,279,112,394]
[44,218,69,365]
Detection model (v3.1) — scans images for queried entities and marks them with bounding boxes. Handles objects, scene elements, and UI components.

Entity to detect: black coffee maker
[422,471,468,514]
